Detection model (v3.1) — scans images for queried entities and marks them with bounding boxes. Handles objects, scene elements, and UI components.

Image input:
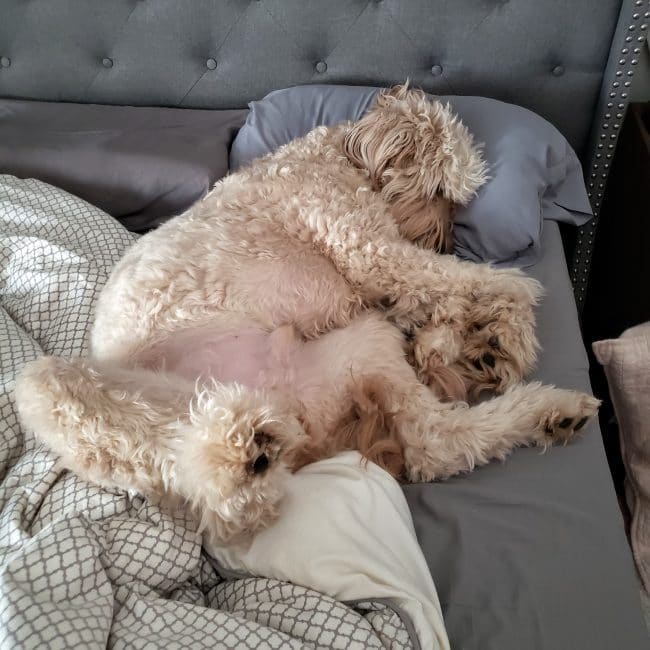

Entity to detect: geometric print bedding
[0,175,416,649]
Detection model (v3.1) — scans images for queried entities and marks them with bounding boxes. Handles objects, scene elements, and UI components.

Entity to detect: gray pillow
[0,100,248,232]
[230,85,592,266]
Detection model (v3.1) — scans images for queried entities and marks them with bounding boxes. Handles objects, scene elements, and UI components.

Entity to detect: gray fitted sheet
[404,221,648,649]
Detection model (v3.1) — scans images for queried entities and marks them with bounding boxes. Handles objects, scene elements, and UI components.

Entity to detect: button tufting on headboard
[0,0,631,160]
[0,57,10,68]
[552,65,565,76]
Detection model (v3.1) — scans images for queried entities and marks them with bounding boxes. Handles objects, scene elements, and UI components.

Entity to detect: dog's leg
[230,314,597,485]
[401,382,600,483]
[14,356,191,494]
[319,226,542,392]
[14,357,304,542]
[409,290,541,399]
[318,229,541,331]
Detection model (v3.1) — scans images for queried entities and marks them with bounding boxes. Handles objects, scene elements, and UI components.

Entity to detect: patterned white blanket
[0,176,426,649]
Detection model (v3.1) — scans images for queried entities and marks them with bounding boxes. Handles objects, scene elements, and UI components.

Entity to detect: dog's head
[343,83,488,252]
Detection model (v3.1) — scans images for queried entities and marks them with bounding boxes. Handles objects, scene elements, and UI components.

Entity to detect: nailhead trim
[571,0,648,307]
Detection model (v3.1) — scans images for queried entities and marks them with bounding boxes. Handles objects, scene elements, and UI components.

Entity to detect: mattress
[404,221,648,649]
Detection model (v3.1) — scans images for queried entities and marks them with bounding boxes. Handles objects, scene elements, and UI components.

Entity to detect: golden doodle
[15,86,600,543]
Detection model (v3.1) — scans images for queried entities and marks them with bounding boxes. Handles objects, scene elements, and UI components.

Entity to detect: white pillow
[206,451,449,650]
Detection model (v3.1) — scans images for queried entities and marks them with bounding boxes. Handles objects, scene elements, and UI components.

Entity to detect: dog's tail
[329,376,407,480]
[284,373,406,480]
[334,368,469,478]
[422,365,468,402]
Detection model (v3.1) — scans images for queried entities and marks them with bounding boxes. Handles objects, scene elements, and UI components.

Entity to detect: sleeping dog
[15,85,599,543]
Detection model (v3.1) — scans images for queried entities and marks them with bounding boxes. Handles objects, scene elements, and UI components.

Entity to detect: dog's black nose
[252,454,269,475]
[482,353,496,368]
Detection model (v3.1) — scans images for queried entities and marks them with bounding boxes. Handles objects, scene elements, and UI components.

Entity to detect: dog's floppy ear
[344,84,488,205]
[415,99,489,205]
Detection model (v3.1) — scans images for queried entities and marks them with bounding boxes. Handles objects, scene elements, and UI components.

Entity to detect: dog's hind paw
[535,390,601,446]
[175,382,306,543]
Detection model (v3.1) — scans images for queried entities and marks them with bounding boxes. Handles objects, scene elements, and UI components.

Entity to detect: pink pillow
[593,323,650,591]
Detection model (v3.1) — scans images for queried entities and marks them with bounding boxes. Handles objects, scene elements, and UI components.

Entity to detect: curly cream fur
[14,85,599,544]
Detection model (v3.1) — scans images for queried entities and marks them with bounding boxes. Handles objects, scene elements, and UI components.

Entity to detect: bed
[405,221,647,648]
[1,1,648,648]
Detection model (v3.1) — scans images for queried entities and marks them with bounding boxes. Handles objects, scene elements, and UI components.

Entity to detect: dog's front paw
[411,322,462,368]
[408,322,467,401]
[456,291,540,397]
[534,390,601,446]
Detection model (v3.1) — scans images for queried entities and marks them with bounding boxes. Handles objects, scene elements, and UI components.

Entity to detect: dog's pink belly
[147,326,298,390]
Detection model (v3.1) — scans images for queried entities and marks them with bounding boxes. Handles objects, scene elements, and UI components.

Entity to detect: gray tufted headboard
[0,0,648,308]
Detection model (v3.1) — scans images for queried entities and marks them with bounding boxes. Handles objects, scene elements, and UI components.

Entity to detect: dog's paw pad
[248,430,279,475]
[247,429,281,473]
[539,393,600,444]
[574,416,589,431]
[250,453,269,475]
